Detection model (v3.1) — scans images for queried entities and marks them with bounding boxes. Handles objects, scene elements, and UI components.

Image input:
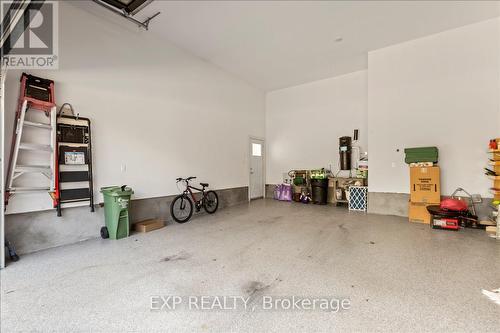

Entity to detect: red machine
[427,188,480,231]
[427,203,477,231]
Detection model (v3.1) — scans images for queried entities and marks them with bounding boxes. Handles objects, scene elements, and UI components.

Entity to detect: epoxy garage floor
[1,199,499,332]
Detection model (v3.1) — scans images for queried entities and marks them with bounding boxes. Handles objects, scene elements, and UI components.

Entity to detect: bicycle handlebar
[176,176,197,182]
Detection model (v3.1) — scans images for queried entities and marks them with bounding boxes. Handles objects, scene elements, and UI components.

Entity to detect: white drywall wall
[368,18,500,197]
[3,1,265,214]
[266,71,367,184]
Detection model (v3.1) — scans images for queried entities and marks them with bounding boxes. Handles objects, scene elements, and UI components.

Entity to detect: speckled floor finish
[1,199,499,332]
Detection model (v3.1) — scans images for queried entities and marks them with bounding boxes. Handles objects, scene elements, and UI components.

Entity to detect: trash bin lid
[100,185,134,196]
[100,186,120,193]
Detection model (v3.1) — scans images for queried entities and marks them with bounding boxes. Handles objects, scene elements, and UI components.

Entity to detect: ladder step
[10,187,51,192]
[15,165,51,173]
[60,171,89,182]
[19,143,53,152]
[24,120,52,130]
[60,188,90,201]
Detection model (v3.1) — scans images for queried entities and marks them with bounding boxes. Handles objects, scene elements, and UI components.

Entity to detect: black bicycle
[170,177,219,223]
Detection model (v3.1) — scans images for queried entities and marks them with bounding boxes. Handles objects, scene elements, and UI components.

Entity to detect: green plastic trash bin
[100,185,134,240]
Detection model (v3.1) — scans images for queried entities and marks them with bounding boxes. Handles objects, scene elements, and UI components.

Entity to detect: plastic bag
[274,184,281,200]
[279,184,292,201]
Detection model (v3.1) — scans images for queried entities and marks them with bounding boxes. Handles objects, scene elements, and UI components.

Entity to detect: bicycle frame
[182,181,205,205]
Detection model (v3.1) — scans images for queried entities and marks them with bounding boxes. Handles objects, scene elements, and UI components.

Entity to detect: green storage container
[404,147,438,164]
[100,185,134,240]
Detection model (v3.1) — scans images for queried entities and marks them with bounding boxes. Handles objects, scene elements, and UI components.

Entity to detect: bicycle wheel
[203,191,219,214]
[170,195,193,223]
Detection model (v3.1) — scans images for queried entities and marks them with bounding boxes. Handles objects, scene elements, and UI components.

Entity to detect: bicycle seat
[200,182,209,188]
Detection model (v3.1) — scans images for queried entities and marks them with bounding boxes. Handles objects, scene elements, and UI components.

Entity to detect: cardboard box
[134,219,164,233]
[408,201,437,224]
[410,166,441,203]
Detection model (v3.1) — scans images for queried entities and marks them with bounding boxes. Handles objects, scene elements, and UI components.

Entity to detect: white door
[249,138,264,200]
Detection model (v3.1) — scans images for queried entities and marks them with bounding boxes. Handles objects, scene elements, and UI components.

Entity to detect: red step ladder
[5,73,57,206]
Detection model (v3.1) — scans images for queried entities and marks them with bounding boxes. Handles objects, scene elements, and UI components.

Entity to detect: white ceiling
[134,1,500,91]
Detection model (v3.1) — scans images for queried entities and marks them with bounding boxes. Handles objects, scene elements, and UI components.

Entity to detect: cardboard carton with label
[408,166,441,224]
[410,166,441,203]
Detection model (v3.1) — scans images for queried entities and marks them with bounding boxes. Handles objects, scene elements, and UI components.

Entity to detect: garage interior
[1,1,499,332]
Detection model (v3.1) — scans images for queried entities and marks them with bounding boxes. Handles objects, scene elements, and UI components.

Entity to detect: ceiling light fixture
[335,37,343,43]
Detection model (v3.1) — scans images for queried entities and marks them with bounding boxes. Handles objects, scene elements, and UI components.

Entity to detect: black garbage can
[311,179,328,205]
